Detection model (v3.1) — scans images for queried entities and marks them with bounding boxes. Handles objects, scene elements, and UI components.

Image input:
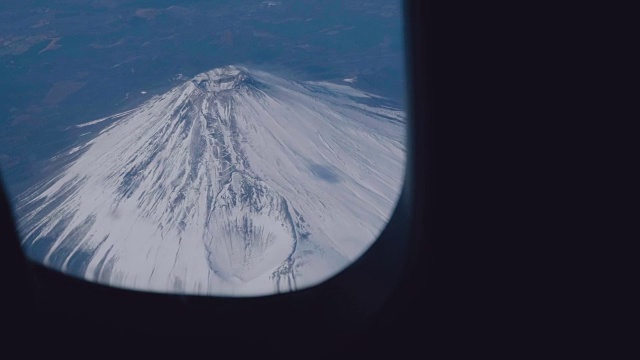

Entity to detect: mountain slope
[17,66,406,296]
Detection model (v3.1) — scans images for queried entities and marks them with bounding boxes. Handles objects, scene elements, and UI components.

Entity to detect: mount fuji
[16,66,406,296]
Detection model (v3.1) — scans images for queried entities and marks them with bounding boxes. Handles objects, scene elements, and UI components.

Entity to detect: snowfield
[17,66,406,296]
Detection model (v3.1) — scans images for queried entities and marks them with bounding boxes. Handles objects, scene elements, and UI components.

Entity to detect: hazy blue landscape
[1,0,406,196]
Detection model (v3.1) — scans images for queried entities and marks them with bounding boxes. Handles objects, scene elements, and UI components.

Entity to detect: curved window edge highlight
[0,1,409,297]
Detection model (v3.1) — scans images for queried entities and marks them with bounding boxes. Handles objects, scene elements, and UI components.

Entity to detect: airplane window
[0,0,407,296]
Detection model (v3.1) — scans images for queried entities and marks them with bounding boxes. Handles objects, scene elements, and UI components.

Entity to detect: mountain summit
[191,65,254,92]
[17,66,406,296]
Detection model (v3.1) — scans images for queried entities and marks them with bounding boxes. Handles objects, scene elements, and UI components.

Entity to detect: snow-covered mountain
[16,66,406,296]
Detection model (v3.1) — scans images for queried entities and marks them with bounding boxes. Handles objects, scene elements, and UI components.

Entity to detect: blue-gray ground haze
[0,0,406,197]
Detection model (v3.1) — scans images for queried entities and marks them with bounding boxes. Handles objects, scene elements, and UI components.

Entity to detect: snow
[75,108,138,128]
[17,65,406,297]
[68,146,82,155]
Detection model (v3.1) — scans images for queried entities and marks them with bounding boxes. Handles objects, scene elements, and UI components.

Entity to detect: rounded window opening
[2,1,407,297]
